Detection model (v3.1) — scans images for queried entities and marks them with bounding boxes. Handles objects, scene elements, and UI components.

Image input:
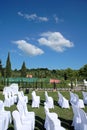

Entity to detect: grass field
[0,90,87,130]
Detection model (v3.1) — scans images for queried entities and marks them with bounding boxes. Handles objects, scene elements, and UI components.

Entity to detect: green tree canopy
[79,64,87,80]
[0,60,3,76]
[21,61,27,77]
[5,52,12,77]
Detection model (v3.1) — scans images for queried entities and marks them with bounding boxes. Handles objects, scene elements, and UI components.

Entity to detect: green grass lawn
[0,90,87,130]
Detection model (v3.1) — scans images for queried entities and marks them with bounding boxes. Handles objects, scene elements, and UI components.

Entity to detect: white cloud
[38,17,48,22]
[53,14,64,23]
[53,15,59,23]
[18,12,23,16]
[18,12,48,22]
[13,40,44,56]
[38,32,74,52]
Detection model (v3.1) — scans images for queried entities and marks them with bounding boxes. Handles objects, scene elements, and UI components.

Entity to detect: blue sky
[0,0,87,70]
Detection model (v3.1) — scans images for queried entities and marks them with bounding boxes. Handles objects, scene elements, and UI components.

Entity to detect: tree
[79,64,87,80]
[5,52,11,77]
[21,61,27,77]
[0,60,3,76]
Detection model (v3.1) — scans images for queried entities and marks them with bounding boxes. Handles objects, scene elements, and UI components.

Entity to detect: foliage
[5,52,12,77]
[0,52,87,84]
[79,64,87,80]
[20,61,27,77]
[0,60,4,77]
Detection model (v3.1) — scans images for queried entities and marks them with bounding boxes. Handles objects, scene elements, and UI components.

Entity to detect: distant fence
[0,77,86,91]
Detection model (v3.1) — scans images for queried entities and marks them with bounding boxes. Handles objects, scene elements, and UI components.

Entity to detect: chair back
[79,108,87,124]
[44,105,49,114]
[0,100,4,112]
[17,102,25,117]
[70,91,79,105]
[12,110,22,130]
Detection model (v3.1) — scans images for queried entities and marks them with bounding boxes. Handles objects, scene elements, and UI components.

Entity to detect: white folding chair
[18,91,28,103]
[31,91,40,108]
[72,103,87,130]
[82,91,87,105]
[79,108,87,130]
[70,91,85,108]
[17,99,35,130]
[72,103,81,130]
[0,100,12,130]
[58,92,70,108]
[48,114,65,130]
[12,110,32,130]
[44,105,60,130]
[9,83,19,95]
[44,91,54,109]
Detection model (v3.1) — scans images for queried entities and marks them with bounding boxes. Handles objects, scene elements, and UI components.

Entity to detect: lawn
[0,90,87,130]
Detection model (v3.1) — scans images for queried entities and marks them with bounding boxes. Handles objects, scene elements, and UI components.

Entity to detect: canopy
[50,79,60,83]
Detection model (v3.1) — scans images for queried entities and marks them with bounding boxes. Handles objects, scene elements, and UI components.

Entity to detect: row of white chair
[3,83,29,108]
[31,91,87,109]
[58,91,87,109]
[1,88,87,130]
[3,84,87,110]
[3,83,19,107]
[31,91,54,109]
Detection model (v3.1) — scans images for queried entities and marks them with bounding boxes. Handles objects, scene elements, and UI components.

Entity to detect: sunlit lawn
[0,90,87,130]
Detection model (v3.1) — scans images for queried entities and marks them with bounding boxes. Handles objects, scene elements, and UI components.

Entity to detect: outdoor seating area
[0,0,87,129]
[0,83,87,130]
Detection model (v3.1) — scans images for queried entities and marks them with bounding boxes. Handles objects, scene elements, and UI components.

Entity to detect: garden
[0,89,87,130]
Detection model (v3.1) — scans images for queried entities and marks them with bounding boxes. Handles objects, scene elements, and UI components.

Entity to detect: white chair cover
[72,103,87,130]
[8,91,14,105]
[9,83,19,95]
[3,92,11,107]
[3,85,18,106]
[44,105,60,130]
[72,104,81,130]
[12,110,32,130]
[31,91,40,108]
[70,91,85,108]
[58,92,70,108]
[82,91,87,105]
[18,91,28,103]
[44,91,54,109]
[48,114,65,130]
[17,99,35,130]
[79,108,87,130]
[10,83,19,103]
[0,100,12,130]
